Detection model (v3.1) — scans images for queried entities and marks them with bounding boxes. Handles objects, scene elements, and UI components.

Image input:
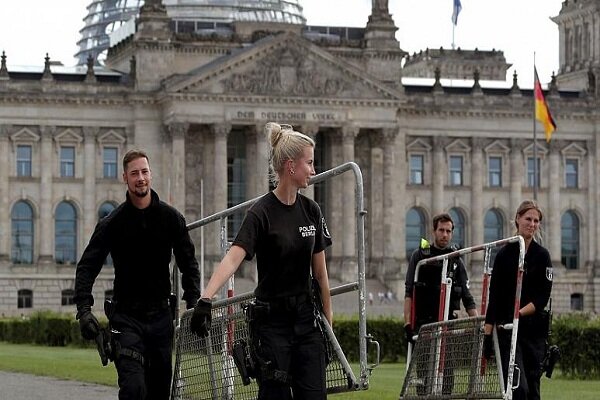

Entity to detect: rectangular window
[60,146,75,177]
[565,158,578,188]
[527,157,541,188]
[409,155,424,185]
[103,147,118,179]
[16,145,32,177]
[449,155,463,186]
[488,156,502,187]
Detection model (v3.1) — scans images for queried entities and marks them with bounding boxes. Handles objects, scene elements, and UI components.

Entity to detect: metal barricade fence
[401,236,525,400]
[170,162,377,399]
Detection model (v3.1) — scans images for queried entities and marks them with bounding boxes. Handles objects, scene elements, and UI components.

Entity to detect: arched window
[406,208,427,260]
[61,289,75,306]
[18,289,33,308]
[448,208,466,248]
[484,209,504,262]
[55,202,77,264]
[98,202,116,266]
[98,202,116,220]
[561,210,580,270]
[484,209,504,243]
[570,293,583,311]
[11,201,34,264]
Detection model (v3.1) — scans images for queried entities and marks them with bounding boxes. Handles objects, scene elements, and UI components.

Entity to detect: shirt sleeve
[173,212,201,304]
[484,246,506,325]
[405,249,420,298]
[458,259,476,311]
[313,204,332,254]
[233,210,261,261]
[530,245,553,313]
[74,219,110,308]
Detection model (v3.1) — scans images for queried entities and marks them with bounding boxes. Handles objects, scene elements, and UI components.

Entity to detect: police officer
[190,122,332,400]
[403,212,477,395]
[484,200,553,400]
[74,149,201,400]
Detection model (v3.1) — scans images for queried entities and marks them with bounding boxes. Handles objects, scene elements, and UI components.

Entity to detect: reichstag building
[0,0,598,316]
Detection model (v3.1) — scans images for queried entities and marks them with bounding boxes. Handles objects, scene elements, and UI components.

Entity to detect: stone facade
[0,2,599,317]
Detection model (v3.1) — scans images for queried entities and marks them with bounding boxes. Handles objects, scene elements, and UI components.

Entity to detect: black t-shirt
[485,240,553,328]
[233,191,332,300]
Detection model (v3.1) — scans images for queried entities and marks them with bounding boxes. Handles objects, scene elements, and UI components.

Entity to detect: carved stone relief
[221,45,350,97]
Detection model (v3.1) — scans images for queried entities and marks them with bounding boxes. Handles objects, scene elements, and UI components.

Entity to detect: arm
[458,259,478,316]
[201,245,247,299]
[74,221,110,309]
[525,246,553,315]
[312,250,332,326]
[173,214,201,306]
[404,250,419,326]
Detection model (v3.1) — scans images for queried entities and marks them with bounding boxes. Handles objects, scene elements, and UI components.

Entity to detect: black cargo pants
[254,295,327,400]
[110,306,173,400]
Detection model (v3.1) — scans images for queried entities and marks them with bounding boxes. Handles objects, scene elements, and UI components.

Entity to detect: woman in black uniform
[193,122,333,399]
[484,200,553,400]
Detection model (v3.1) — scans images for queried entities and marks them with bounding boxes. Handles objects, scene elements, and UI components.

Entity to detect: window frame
[409,154,425,185]
[488,156,503,187]
[11,201,34,264]
[16,144,33,177]
[60,146,76,178]
[565,158,579,189]
[449,155,463,186]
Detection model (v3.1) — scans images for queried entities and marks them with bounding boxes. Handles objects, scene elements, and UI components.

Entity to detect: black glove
[186,298,199,310]
[190,298,212,337]
[404,324,415,345]
[76,305,100,341]
[483,334,495,360]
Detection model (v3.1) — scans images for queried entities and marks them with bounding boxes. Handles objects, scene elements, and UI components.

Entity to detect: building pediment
[561,142,586,156]
[406,138,432,152]
[445,139,471,153]
[10,128,40,143]
[484,140,510,154]
[164,32,403,102]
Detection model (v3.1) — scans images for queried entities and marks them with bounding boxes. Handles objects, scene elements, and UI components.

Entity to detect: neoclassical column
[245,123,269,200]
[39,126,55,263]
[168,122,188,212]
[381,127,399,276]
[82,127,98,243]
[341,124,358,270]
[470,138,484,261]
[547,140,561,259]
[509,138,523,219]
[369,129,384,276]
[0,125,10,260]
[213,123,230,213]
[432,136,445,214]
[301,123,319,200]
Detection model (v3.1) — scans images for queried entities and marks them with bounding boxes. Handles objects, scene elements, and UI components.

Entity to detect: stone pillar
[471,138,484,261]
[369,130,384,277]
[432,136,445,214]
[382,127,399,278]
[39,126,55,263]
[547,141,561,260]
[212,123,230,256]
[0,126,9,261]
[82,127,98,243]
[301,123,320,200]
[168,122,188,212]
[335,124,358,281]
[510,139,523,222]
[245,123,269,200]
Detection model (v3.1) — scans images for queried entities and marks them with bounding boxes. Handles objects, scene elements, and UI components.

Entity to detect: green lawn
[1,342,599,399]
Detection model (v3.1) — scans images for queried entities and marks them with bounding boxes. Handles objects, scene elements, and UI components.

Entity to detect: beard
[133,188,149,198]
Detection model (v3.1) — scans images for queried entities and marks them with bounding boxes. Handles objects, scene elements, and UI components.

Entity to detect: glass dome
[76,0,306,65]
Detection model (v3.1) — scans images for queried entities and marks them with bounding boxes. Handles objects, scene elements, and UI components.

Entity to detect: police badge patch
[546,267,553,281]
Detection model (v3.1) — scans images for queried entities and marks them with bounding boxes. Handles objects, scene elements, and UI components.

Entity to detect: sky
[0,0,563,87]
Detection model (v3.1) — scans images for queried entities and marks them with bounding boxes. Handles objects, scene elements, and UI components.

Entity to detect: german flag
[534,67,557,142]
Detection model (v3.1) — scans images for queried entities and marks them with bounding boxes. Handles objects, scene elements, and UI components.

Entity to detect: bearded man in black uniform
[403,212,478,395]
[74,149,200,400]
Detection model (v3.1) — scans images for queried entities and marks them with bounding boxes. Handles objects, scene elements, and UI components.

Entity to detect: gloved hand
[190,298,212,337]
[76,305,100,341]
[186,298,199,310]
[483,334,495,360]
[404,324,415,345]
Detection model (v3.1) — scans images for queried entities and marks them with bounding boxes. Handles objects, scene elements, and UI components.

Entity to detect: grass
[1,342,599,399]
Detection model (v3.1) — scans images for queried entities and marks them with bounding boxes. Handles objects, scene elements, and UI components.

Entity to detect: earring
[290,170,295,175]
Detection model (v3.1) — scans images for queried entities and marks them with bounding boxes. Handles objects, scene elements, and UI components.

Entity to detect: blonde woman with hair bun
[192,122,332,399]
[483,200,553,400]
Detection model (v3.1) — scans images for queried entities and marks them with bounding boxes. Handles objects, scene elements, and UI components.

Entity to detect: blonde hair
[265,122,315,185]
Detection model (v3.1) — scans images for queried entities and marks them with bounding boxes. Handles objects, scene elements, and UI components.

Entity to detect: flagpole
[533,52,538,200]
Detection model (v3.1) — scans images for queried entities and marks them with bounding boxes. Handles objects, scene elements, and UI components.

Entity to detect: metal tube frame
[173,161,372,396]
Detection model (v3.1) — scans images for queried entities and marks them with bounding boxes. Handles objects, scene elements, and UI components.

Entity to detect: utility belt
[254,292,312,315]
[112,297,173,318]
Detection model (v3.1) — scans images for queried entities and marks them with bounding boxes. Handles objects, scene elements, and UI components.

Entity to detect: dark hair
[433,213,454,231]
[122,149,149,172]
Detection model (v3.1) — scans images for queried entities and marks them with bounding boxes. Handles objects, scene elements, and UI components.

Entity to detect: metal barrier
[170,162,377,399]
[401,236,525,400]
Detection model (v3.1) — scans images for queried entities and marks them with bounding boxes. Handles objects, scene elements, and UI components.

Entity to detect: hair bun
[265,122,283,148]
